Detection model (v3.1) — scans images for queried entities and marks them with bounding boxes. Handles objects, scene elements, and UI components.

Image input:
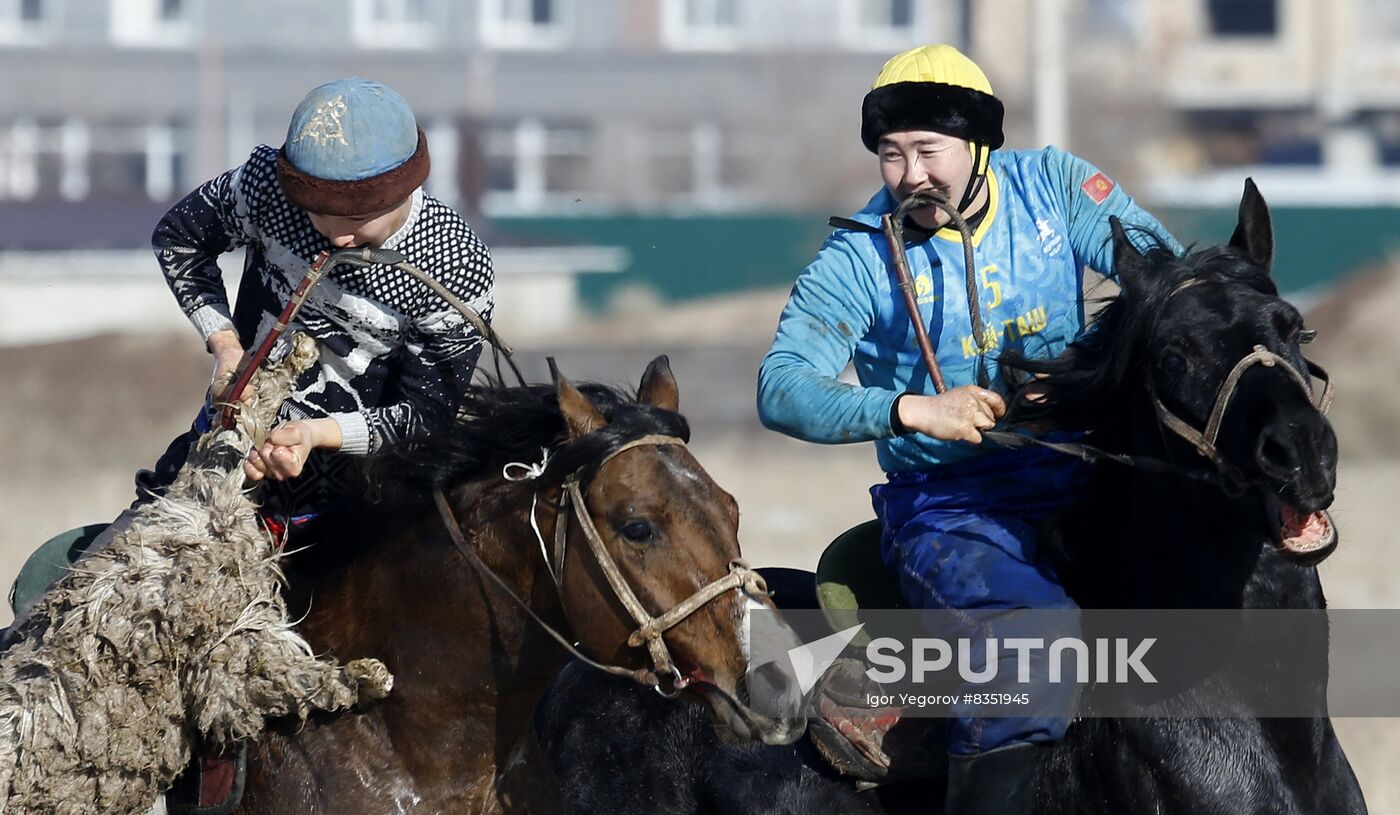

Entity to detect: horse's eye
[1158,351,1188,377]
[620,520,656,543]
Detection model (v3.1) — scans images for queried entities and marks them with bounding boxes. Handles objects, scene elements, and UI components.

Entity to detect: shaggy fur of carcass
[0,335,393,814]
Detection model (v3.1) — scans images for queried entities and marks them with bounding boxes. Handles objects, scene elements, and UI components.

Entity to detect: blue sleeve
[757,234,902,444]
[1040,148,1183,278]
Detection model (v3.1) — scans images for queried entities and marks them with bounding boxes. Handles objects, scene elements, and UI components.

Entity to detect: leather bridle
[433,433,768,697]
[1146,278,1333,490]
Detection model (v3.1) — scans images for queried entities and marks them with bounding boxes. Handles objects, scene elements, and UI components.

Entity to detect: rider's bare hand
[895,386,1006,444]
[244,418,343,482]
[207,329,256,407]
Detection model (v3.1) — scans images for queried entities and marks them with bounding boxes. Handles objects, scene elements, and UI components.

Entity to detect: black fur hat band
[861,81,1005,153]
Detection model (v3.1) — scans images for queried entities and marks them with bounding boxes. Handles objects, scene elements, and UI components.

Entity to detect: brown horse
[232,356,805,814]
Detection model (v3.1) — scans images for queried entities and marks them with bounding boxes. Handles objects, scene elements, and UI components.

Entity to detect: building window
[0,0,53,45]
[481,119,591,214]
[1206,0,1277,37]
[424,120,460,210]
[646,122,756,210]
[2,118,41,200]
[839,0,922,51]
[480,0,568,49]
[1079,0,1141,40]
[0,119,184,202]
[110,0,194,47]
[661,0,741,51]
[1377,115,1400,166]
[352,0,436,48]
[58,118,89,201]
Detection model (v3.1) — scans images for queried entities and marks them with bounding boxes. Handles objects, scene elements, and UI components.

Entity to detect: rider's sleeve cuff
[889,393,912,436]
[331,412,372,456]
[189,304,236,343]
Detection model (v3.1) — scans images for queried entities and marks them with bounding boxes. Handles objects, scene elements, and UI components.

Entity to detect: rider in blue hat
[13,78,494,617]
[758,45,1181,814]
[8,75,495,815]
[157,76,493,505]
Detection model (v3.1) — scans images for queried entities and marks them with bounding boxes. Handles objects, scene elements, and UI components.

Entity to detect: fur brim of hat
[861,82,1005,152]
[276,127,431,216]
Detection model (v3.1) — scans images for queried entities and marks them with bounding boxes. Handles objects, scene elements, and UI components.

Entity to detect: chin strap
[958,142,989,212]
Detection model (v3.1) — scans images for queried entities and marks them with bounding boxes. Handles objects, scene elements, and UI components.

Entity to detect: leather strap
[434,432,769,697]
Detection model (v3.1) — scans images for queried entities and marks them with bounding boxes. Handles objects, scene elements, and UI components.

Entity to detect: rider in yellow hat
[759,45,1182,813]
[861,44,1002,216]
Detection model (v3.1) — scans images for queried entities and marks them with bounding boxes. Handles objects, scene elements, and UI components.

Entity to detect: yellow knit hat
[861,44,1004,153]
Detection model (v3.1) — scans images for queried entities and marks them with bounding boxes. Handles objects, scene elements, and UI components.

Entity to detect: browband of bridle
[433,433,769,697]
[1153,349,1330,467]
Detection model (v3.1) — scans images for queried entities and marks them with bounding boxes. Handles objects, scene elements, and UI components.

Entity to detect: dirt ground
[1,277,1398,809]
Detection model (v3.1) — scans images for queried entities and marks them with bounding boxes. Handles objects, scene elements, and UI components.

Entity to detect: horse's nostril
[1257,431,1297,476]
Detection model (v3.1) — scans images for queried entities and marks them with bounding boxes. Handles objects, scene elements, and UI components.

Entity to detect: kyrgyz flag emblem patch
[1081,172,1115,205]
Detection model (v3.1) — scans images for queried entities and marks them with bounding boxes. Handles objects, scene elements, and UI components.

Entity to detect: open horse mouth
[1269,498,1337,564]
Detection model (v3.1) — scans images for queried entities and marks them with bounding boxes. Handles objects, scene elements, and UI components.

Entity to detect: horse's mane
[1003,231,1278,432]
[364,381,691,505]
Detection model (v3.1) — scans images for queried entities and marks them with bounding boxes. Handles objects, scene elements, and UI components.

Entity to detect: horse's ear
[1229,177,1274,271]
[549,357,606,439]
[1110,216,1148,298]
[638,355,679,413]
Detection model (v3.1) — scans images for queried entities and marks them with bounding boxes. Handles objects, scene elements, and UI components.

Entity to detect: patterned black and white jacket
[153,144,493,505]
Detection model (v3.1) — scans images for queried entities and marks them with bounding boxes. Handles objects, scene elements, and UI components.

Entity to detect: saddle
[802,520,947,784]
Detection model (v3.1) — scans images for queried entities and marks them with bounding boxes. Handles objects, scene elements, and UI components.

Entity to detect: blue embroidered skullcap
[276,78,431,215]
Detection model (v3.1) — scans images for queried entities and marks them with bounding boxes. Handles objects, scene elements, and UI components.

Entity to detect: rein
[433,433,769,697]
[880,189,987,393]
[220,246,523,429]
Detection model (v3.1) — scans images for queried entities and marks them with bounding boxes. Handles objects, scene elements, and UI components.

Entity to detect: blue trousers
[871,441,1089,755]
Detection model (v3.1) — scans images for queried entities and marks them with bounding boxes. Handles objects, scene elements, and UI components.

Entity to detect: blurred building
[1139,0,1400,204]
[0,0,962,243]
[0,0,1396,317]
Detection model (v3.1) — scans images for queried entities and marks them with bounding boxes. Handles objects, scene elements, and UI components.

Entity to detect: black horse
[532,182,1367,814]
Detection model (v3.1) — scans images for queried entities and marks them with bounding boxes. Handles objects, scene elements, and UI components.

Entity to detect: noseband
[1150,278,1333,489]
[433,433,768,697]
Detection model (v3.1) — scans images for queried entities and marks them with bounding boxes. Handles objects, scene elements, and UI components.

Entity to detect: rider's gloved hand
[895,385,1006,444]
[243,419,343,481]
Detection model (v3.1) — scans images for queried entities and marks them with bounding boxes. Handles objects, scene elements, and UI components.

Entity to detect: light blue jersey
[757,146,1181,473]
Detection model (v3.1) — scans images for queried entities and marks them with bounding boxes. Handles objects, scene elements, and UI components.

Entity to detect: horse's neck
[430,482,575,686]
[298,484,573,705]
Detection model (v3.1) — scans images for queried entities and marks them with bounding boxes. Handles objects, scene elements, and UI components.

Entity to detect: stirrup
[807,658,945,783]
[165,742,248,815]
